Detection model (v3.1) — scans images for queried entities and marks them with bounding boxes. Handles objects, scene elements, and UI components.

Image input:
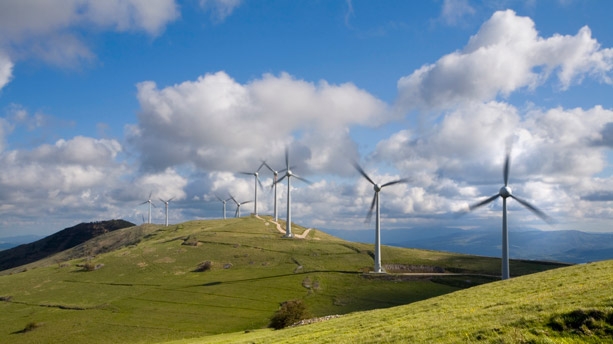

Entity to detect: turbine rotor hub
[499,186,512,198]
[374,184,381,192]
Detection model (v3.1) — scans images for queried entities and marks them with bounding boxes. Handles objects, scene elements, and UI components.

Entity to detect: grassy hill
[182,259,613,344]
[0,216,569,343]
[0,219,135,271]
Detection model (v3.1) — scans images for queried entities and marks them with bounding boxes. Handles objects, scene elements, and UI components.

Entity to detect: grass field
[0,216,572,343]
[172,259,613,344]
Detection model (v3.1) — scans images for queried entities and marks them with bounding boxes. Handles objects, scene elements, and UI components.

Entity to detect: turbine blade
[229,194,239,205]
[159,198,165,203]
[365,193,377,223]
[469,194,500,211]
[509,195,552,223]
[276,174,287,184]
[235,208,239,217]
[285,147,289,170]
[257,161,266,172]
[503,151,510,186]
[169,197,175,202]
[151,202,157,208]
[257,176,264,190]
[215,194,223,202]
[293,174,312,184]
[239,172,253,176]
[148,191,152,200]
[262,161,275,173]
[352,161,376,186]
[381,178,410,188]
[139,201,148,205]
[241,200,253,205]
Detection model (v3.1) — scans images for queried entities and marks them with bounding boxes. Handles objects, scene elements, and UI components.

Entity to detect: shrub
[194,261,212,272]
[269,299,310,330]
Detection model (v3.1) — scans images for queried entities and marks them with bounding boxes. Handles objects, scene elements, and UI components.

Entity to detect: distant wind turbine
[262,161,280,222]
[274,148,310,238]
[354,162,408,273]
[467,148,551,280]
[139,192,156,224]
[159,197,174,226]
[229,195,253,218]
[215,194,231,220]
[240,162,265,216]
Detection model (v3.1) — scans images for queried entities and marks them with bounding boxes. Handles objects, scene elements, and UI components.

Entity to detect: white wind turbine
[262,161,280,222]
[215,194,231,220]
[354,163,408,273]
[467,149,551,280]
[159,197,174,226]
[240,162,265,216]
[139,192,156,224]
[274,148,310,238]
[229,195,253,218]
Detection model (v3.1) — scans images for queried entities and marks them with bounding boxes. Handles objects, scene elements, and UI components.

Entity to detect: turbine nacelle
[374,184,382,193]
[499,186,512,198]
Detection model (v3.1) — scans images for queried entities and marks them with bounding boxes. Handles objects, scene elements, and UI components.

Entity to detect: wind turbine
[262,161,280,222]
[240,162,265,216]
[467,149,550,280]
[139,192,156,224]
[215,195,231,220]
[353,162,408,273]
[229,195,253,218]
[159,197,174,226]
[274,148,310,238]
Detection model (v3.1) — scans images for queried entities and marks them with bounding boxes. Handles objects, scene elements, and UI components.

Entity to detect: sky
[0,0,612,239]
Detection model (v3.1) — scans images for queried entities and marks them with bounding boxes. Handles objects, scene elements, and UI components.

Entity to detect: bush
[194,261,212,272]
[269,299,310,330]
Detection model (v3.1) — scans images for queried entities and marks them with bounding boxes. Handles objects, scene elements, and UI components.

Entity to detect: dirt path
[254,215,311,238]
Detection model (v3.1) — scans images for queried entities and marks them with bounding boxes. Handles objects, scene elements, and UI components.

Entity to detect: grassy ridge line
[173,260,613,344]
[0,217,570,343]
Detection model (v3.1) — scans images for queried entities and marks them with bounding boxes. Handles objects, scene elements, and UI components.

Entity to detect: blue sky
[0,0,612,239]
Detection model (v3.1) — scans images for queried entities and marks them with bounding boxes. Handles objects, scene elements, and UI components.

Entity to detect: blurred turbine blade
[469,194,500,211]
[159,198,165,203]
[239,172,252,176]
[510,195,552,223]
[242,200,253,205]
[257,176,264,190]
[215,194,223,202]
[352,161,376,186]
[285,147,289,170]
[503,152,511,187]
[262,161,275,173]
[169,197,175,202]
[148,191,152,200]
[257,161,266,172]
[382,178,410,188]
[229,194,239,205]
[276,174,287,184]
[365,193,377,223]
[293,174,312,184]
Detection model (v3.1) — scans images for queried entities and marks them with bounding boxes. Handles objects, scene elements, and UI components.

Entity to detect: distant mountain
[0,235,42,251]
[323,227,613,264]
[0,219,135,271]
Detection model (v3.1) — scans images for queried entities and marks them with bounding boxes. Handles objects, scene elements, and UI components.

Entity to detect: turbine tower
[159,197,174,226]
[275,148,310,238]
[468,149,550,280]
[215,195,231,219]
[354,163,408,273]
[140,192,156,224]
[229,195,253,218]
[262,161,280,222]
[240,162,265,216]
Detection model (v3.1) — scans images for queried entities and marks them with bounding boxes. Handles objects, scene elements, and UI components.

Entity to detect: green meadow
[0,216,586,343]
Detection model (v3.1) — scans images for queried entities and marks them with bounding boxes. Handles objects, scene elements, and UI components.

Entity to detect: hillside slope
[0,219,135,271]
[0,216,567,344]
[180,259,613,344]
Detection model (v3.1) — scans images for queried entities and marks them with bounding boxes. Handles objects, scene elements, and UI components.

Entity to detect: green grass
[0,216,569,343]
[171,259,613,344]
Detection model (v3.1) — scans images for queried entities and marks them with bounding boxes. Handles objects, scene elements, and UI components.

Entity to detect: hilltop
[0,216,568,343]
[0,219,135,271]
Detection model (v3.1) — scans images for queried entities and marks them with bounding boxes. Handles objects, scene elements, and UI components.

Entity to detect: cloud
[397,9,613,111]
[0,52,12,90]
[0,0,180,88]
[128,71,388,174]
[199,0,242,22]
[440,0,476,26]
